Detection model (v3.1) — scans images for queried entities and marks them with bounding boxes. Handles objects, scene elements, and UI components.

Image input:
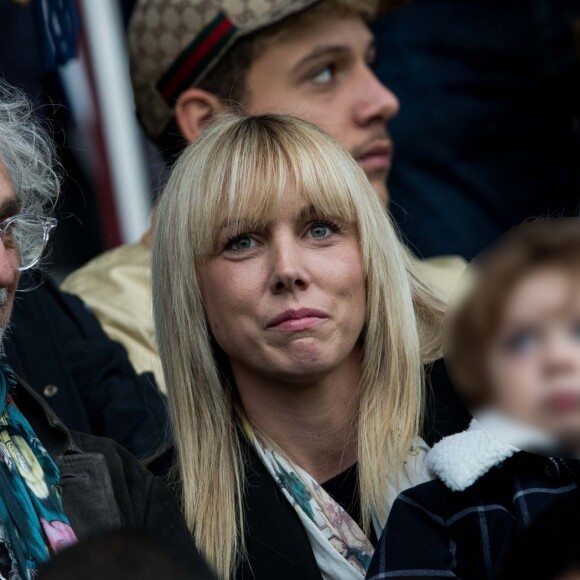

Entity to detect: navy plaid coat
[368,424,580,580]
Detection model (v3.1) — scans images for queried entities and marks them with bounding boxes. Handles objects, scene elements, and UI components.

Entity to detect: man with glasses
[0,80,213,580]
[0,78,168,460]
[0,214,55,342]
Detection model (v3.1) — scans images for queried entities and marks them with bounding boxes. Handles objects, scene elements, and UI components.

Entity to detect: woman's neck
[233,351,360,483]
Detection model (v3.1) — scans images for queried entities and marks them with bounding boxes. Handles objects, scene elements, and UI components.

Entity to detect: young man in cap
[63,0,466,397]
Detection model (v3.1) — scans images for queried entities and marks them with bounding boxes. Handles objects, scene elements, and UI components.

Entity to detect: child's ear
[174,88,225,143]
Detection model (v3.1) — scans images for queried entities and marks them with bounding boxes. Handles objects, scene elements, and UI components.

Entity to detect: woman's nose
[268,237,311,294]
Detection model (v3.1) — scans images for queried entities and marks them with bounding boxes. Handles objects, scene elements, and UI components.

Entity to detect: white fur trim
[426,420,518,491]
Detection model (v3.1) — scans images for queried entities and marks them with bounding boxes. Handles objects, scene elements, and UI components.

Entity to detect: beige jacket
[61,240,164,392]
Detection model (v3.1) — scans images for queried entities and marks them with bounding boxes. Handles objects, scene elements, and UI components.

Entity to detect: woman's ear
[175,88,225,143]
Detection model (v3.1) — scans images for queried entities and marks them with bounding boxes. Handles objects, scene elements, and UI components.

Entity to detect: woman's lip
[266,308,329,329]
[272,317,327,331]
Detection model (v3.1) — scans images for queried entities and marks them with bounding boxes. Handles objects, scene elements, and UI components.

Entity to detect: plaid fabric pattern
[368,453,580,580]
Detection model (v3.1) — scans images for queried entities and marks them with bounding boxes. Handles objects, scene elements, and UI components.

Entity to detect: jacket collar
[12,375,82,464]
[426,418,519,492]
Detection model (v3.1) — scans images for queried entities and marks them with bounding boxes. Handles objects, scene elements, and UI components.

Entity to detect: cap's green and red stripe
[157,12,238,104]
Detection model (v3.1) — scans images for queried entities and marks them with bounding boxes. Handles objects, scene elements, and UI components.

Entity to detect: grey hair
[0,80,60,216]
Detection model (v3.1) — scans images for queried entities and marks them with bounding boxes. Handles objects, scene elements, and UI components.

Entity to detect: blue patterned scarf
[0,362,76,579]
[241,417,431,580]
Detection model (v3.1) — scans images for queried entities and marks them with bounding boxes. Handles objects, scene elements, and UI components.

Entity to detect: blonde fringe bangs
[170,114,368,260]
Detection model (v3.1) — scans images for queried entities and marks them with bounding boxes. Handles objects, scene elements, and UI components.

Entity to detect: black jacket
[4,272,169,459]
[147,359,469,580]
[149,439,322,580]
[368,449,580,580]
[14,375,213,579]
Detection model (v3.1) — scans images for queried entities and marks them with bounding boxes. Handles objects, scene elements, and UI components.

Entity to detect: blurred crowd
[0,0,578,578]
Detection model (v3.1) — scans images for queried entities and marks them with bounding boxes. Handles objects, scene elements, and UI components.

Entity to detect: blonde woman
[152,114,445,580]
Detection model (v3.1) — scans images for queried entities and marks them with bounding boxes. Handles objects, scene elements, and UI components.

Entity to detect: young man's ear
[174,88,225,143]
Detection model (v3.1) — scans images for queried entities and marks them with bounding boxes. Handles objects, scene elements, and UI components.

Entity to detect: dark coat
[368,451,580,580]
[14,375,214,579]
[4,271,169,459]
[149,439,323,580]
[147,359,468,580]
[373,0,580,260]
[237,440,322,580]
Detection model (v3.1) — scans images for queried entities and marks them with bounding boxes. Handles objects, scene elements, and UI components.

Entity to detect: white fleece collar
[426,419,519,492]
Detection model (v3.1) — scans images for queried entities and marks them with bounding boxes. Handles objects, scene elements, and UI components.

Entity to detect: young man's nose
[353,67,400,127]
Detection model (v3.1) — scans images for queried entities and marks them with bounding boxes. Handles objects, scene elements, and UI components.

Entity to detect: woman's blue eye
[228,235,255,251]
[309,224,332,238]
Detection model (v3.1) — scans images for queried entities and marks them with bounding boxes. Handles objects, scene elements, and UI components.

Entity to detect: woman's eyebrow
[216,205,322,231]
[296,204,322,221]
[217,217,259,233]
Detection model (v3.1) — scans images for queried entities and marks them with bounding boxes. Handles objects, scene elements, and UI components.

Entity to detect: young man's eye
[311,66,334,84]
[366,47,377,70]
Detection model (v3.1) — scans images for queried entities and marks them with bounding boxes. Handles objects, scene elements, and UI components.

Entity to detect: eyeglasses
[0,214,57,271]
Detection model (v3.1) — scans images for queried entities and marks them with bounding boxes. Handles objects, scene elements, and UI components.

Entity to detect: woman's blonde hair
[152,113,444,578]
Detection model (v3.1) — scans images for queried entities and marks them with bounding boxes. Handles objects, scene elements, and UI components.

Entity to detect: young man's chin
[367,175,389,206]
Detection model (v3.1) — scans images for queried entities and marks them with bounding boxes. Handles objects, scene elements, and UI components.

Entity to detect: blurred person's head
[445,219,580,452]
[0,81,58,346]
[129,0,399,202]
[152,113,443,576]
[37,528,203,580]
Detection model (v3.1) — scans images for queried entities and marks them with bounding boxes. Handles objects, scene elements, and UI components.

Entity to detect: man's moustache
[351,132,391,160]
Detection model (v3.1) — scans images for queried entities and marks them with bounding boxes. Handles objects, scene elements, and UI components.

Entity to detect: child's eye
[225,234,257,252]
[505,332,537,354]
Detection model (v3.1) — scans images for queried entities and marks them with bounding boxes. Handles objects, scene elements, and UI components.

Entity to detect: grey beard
[0,287,8,353]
